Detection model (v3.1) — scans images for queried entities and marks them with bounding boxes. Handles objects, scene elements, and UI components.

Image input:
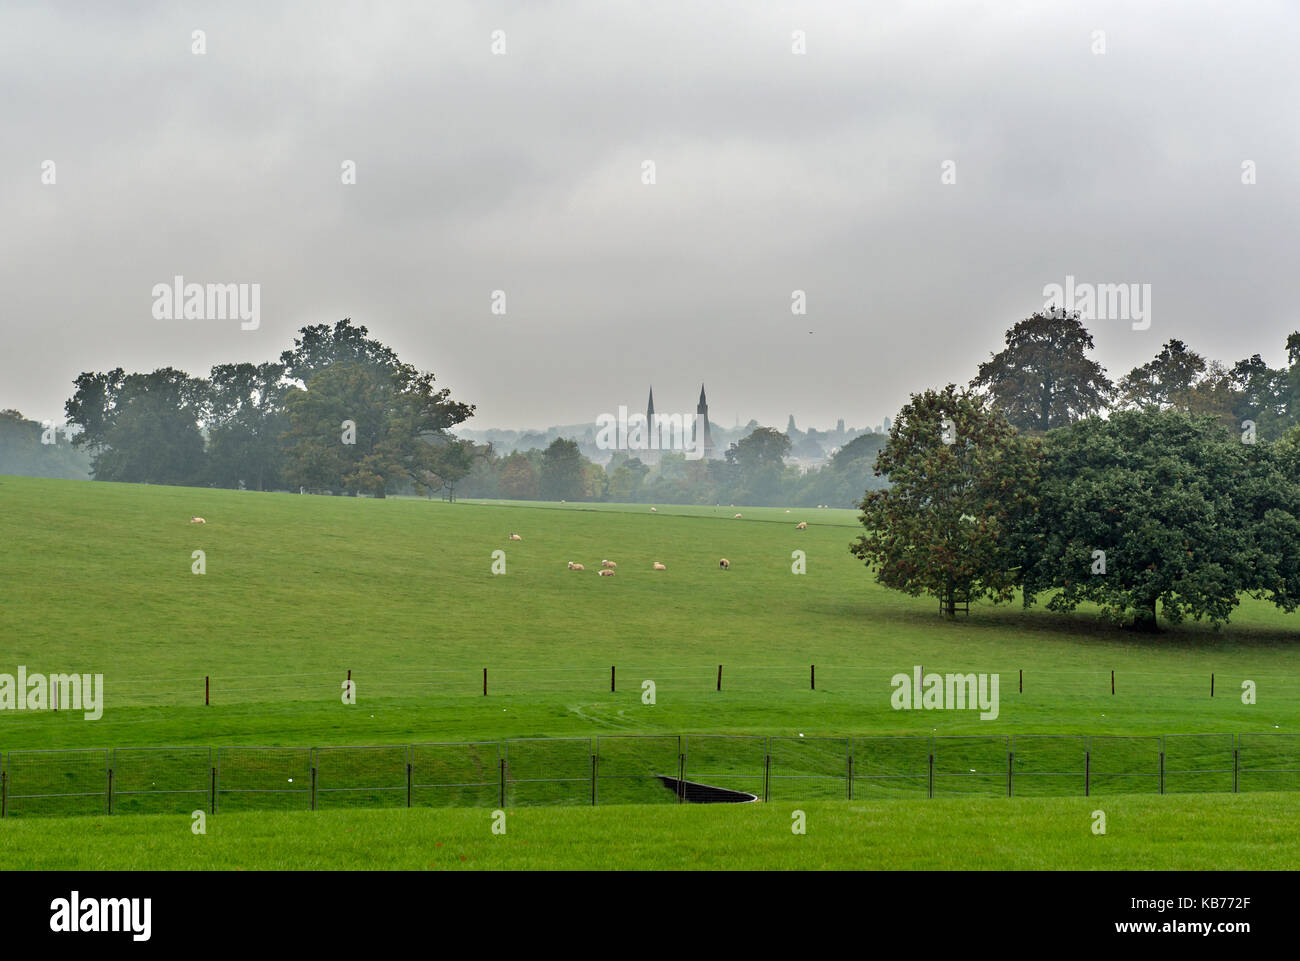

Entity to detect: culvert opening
[656,775,759,803]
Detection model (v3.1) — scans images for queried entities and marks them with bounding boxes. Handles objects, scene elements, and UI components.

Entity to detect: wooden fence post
[717,664,722,691]
[811,665,815,690]
[205,675,209,706]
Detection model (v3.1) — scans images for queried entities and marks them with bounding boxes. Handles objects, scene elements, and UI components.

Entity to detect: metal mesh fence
[4,749,108,818]
[594,735,681,805]
[1088,735,1162,795]
[410,741,500,808]
[1163,734,1235,794]
[1238,733,1300,792]
[768,736,850,801]
[1010,735,1087,797]
[933,736,1009,797]
[111,747,211,815]
[504,737,592,806]
[3,732,1298,817]
[683,735,766,799]
[315,745,408,810]
[215,746,313,812]
[850,735,930,799]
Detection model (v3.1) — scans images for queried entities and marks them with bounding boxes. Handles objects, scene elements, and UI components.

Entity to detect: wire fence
[2,732,1298,818]
[78,664,1295,707]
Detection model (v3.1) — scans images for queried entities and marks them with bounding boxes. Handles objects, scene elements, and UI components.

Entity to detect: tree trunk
[1132,597,1159,632]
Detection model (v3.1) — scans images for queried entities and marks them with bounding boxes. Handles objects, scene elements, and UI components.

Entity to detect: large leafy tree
[850,385,1040,616]
[65,367,208,485]
[205,362,290,491]
[279,318,402,387]
[282,360,473,496]
[539,437,585,501]
[498,451,539,499]
[1022,409,1254,630]
[971,310,1114,432]
[1117,339,1208,410]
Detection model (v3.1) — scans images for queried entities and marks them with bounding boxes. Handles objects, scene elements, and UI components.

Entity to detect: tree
[281,360,473,496]
[66,368,208,485]
[1117,339,1208,410]
[539,437,585,501]
[279,318,401,387]
[971,310,1114,432]
[0,410,91,479]
[1229,353,1288,438]
[499,451,539,499]
[1022,409,1254,630]
[205,362,289,490]
[725,426,791,473]
[850,385,1040,616]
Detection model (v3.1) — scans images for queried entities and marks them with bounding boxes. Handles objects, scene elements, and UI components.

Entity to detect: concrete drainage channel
[656,775,759,803]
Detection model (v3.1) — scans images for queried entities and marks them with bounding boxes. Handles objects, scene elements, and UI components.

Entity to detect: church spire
[695,383,715,460]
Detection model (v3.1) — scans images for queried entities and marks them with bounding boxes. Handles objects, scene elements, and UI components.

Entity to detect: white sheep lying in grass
[190,516,206,524]
[568,562,584,571]
[653,562,666,571]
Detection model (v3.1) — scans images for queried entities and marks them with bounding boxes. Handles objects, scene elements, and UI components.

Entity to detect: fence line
[66,664,1296,707]
[2,732,1297,818]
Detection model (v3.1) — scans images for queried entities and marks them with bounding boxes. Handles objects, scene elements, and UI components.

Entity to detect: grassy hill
[2,474,1298,868]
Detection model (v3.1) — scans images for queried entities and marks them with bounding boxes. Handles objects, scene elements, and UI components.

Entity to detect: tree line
[854,309,1300,630]
[63,320,475,497]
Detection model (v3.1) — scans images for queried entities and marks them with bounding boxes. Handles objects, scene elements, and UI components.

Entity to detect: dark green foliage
[850,385,1040,616]
[971,310,1114,432]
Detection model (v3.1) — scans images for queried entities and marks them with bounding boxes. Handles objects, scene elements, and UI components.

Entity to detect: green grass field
[3,794,1297,870]
[2,474,1299,869]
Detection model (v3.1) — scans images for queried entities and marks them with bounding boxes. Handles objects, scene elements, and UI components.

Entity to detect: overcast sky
[3,1,1297,431]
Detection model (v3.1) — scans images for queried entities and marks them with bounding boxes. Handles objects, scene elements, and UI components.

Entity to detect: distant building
[696,384,716,460]
[636,383,717,461]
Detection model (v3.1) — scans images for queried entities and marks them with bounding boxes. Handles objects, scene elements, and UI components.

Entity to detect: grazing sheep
[653,562,666,570]
[719,558,730,569]
[598,568,615,577]
[649,507,657,512]
[568,562,584,571]
[509,533,522,541]
[601,560,617,569]
[190,516,206,524]
[734,513,742,519]
[796,522,807,530]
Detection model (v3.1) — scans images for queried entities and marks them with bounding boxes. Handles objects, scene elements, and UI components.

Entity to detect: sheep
[598,568,615,577]
[601,560,617,569]
[796,522,807,530]
[653,562,666,570]
[509,533,522,541]
[190,516,206,524]
[719,558,730,569]
[734,513,742,519]
[649,507,657,512]
[568,562,584,571]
